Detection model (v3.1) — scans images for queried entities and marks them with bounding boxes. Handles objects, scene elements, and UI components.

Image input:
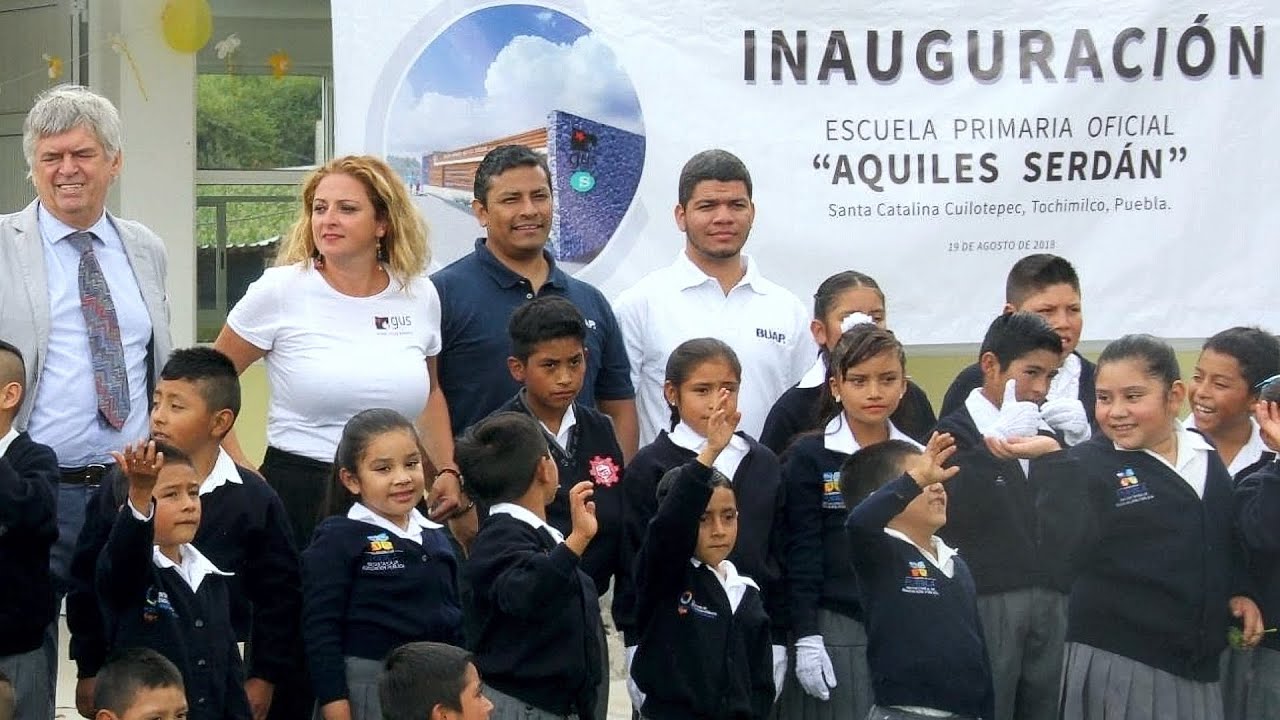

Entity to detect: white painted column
[90,0,197,348]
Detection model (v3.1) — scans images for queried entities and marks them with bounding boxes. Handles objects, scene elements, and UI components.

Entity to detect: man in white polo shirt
[615,149,815,444]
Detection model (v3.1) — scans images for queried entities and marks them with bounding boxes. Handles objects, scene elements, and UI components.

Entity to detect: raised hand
[1040,397,1091,445]
[985,379,1042,440]
[984,434,1063,460]
[1256,400,1280,453]
[907,432,960,487]
[565,480,597,557]
[111,440,165,510]
[698,388,741,467]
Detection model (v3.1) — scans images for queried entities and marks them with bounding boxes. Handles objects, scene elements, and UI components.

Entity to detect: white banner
[331,0,1278,345]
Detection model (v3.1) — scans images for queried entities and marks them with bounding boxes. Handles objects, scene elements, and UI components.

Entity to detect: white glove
[984,379,1042,440]
[772,644,787,702]
[625,645,645,711]
[1041,397,1091,445]
[794,635,837,701]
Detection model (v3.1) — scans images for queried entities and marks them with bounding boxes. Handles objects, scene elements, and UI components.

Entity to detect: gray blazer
[0,199,172,431]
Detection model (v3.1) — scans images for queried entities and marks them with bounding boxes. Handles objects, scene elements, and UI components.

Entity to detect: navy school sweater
[1049,434,1249,681]
[494,393,626,597]
[0,432,59,656]
[1234,459,1280,652]
[939,352,1098,426]
[615,431,786,645]
[463,513,602,719]
[632,460,774,720]
[69,464,301,682]
[847,473,994,719]
[760,380,936,455]
[301,515,463,705]
[97,507,250,720]
[782,433,862,636]
[935,406,1079,594]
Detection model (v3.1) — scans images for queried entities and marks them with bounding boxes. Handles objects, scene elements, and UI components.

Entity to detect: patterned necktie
[64,231,131,430]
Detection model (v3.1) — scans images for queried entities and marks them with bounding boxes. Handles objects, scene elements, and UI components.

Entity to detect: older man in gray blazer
[0,84,170,718]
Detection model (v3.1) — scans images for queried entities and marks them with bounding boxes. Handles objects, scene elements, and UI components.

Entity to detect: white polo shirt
[614,251,815,444]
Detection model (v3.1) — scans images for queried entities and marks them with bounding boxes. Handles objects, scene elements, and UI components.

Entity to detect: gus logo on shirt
[901,561,940,596]
[373,315,413,334]
[1114,468,1155,507]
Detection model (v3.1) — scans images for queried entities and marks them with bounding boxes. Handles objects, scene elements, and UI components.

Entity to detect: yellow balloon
[161,0,213,54]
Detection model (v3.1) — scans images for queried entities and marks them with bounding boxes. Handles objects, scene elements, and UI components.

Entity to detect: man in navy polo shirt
[431,144,638,470]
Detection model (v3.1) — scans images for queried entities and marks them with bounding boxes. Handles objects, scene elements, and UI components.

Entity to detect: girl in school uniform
[617,338,787,713]
[760,271,935,454]
[1055,335,1264,720]
[302,409,463,720]
[779,322,922,719]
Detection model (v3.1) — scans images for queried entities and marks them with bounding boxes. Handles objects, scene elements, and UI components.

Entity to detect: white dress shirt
[689,558,759,612]
[1183,415,1268,477]
[1121,423,1213,498]
[669,421,751,480]
[822,414,922,455]
[347,501,440,541]
[489,502,565,543]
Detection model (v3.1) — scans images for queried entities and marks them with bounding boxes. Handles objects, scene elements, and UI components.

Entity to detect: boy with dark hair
[379,642,493,720]
[940,254,1095,435]
[456,412,602,719]
[0,339,60,718]
[69,347,300,718]
[98,441,249,718]
[93,647,187,720]
[933,312,1080,720]
[843,435,994,720]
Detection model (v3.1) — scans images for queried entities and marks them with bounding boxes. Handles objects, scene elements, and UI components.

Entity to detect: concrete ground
[53,613,634,718]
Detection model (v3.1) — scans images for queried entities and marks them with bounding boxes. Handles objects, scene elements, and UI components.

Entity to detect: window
[195,73,329,341]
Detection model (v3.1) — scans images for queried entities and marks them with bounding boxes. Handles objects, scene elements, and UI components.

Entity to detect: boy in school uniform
[378,642,495,720]
[843,436,994,720]
[935,312,1080,720]
[69,347,301,718]
[0,340,60,718]
[97,440,250,719]
[456,412,603,719]
[631,391,774,719]
[940,254,1096,436]
[92,647,189,720]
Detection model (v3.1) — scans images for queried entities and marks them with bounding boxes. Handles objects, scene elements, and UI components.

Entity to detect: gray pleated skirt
[486,684,579,719]
[1059,642,1223,720]
[1221,645,1280,720]
[776,609,872,720]
[312,656,384,720]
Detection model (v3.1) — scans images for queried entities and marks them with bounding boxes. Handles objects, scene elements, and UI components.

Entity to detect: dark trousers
[258,446,330,720]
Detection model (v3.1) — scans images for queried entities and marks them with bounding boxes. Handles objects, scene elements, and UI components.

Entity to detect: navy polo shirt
[431,238,635,435]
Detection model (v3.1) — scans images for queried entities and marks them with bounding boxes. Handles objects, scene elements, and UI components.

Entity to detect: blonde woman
[215,155,455,552]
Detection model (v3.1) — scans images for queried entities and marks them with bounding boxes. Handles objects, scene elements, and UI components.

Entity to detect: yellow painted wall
[229,348,1205,458]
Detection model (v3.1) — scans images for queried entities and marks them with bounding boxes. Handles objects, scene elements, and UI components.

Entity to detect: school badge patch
[366,533,395,553]
[1114,468,1155,507]
[143,585,177,622]
[901,560,940,596]
[822,471,845,510]
[589,455,620,487]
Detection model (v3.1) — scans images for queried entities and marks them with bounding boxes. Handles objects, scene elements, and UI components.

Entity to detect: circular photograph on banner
[384,3,646,271]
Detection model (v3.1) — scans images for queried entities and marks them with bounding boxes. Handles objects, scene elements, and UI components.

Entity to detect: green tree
[197,74,322,169]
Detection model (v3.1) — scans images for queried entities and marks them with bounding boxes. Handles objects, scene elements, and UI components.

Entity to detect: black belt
[60,464,110,485]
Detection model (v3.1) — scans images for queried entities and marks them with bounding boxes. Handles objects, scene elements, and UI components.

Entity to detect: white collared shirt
[965,388,1032,476]
[614,250,816,444]
[489,502,565,544]
[200,448,244,496]
[822,414,922,455]
[797,356,827,389]
[690,557,759,612]
[669,421,751,480]
[0,427,18,457]
[1119,423,1212,498]
[1050,352,1082,402]
[28,204,152,466]
[883,527,959,578]
[1183,415,1268,478]
[152,543,233,594]
[347,501,440,542]
[541,403,577,453]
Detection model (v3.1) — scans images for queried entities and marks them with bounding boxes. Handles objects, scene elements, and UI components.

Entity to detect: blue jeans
[42,481,95,718]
